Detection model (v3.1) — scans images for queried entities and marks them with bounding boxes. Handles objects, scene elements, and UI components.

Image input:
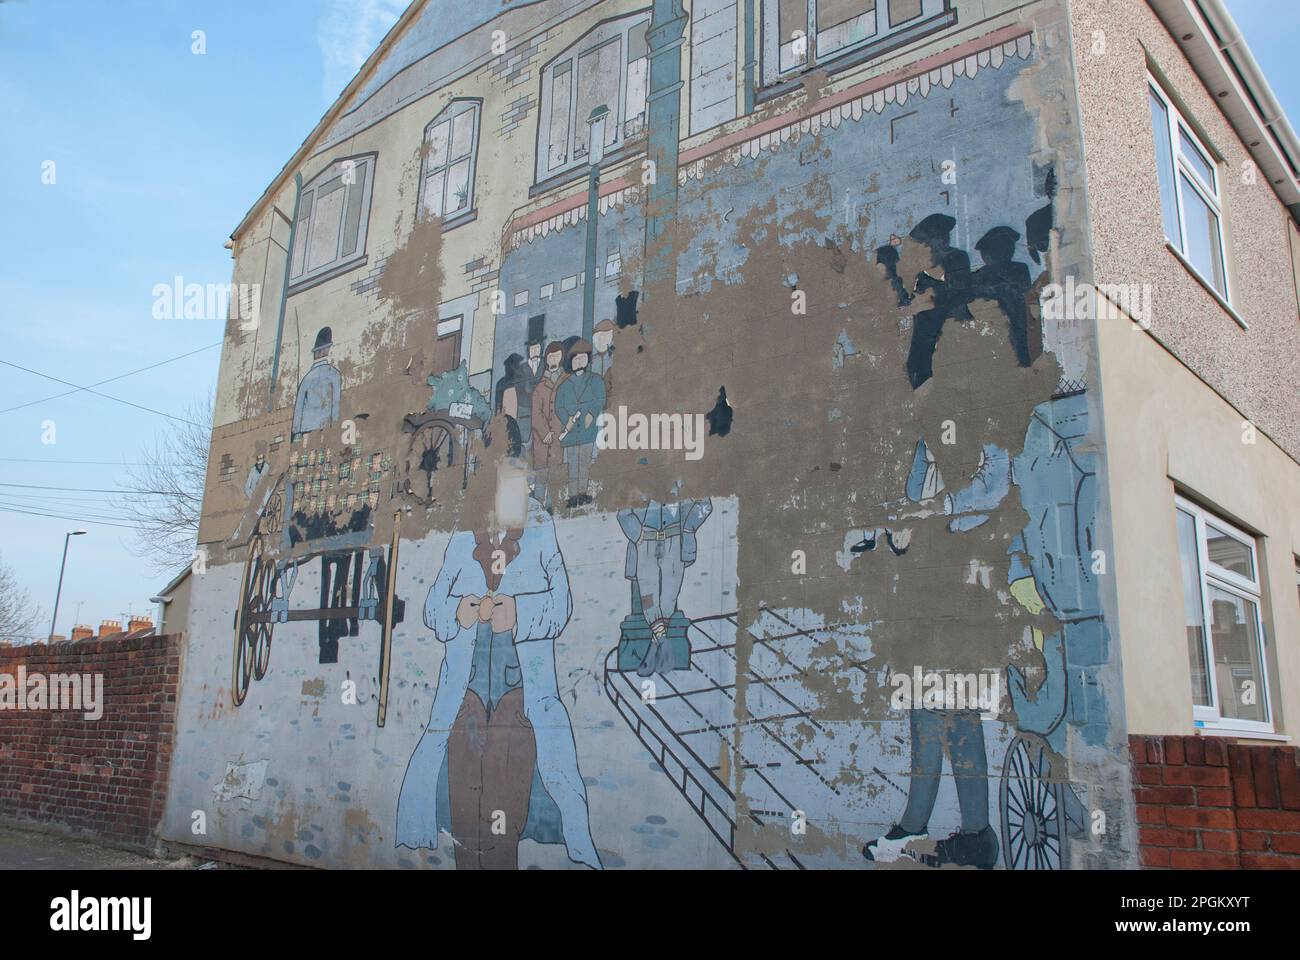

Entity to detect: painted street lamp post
[48,529,87,644]
[582,104,610,343]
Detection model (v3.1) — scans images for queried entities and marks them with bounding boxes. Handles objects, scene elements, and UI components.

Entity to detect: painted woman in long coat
[394,496,601,869]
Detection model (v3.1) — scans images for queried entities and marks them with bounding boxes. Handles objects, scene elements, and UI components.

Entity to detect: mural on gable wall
[165,0,1133,872]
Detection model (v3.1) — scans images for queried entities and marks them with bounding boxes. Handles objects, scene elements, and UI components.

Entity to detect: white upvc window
[1148,76,1230,302]
[289,154,376,289]
[1175,496,1272,735]
[536,13,650,184]
[761,0,951,86]
[419,100,481,224]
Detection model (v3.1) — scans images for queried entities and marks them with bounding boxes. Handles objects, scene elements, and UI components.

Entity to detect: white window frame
[289,153,377,291]
[760,0,952,87]
[535,12,651,185]
[1175,495,1273,735]
[418,100,481,226]
[1148,74,1231,304]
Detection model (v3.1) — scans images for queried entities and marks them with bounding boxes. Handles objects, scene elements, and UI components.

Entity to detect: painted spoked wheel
[405,421,455,504]
[251,555,278,681]
[231,536,275,705]
[999,734,1067,870]
[260,482,284,538]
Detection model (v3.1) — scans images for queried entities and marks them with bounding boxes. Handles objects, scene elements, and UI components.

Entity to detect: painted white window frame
[289,153,377,290]
[1148,74,1231,303]
[760,0,950,87]
[1175,495,1273,736]
[418,100,481,226]
[535,11,651,184]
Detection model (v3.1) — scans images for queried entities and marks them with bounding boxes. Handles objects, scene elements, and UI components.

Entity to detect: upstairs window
[289,154,376,289]
[419,100,481,225]
[762,0,952,86]
[1175,496,1271,734]
[1148,76,1230,302]
[537,13,650,184]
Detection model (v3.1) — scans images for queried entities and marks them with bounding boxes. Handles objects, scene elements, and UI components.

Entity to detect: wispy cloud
[317,0,408,102]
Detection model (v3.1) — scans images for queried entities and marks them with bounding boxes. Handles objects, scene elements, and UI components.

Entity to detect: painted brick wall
[0,635,183,852]
[1132,735,1300,870]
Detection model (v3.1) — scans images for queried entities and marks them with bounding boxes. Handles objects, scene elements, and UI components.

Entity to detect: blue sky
[0,0,408,637]
[0,0,1295,639]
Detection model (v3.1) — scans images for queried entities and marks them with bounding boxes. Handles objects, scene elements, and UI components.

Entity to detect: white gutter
[1198,0,1300,160]
[1150,0,1300,219]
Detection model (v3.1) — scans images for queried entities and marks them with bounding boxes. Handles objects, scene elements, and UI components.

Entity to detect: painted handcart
[400,405,485,500]
[230,449,406,728]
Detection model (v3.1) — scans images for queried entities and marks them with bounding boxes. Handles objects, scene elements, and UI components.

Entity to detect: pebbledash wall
[163,0,1137,869]
[0,635,183,851]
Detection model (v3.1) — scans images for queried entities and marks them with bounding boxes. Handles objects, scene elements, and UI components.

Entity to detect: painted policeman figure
[292,326,342,440]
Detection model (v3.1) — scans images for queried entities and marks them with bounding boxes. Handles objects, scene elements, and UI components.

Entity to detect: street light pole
[582,104,610,343]
[48,529,87,644]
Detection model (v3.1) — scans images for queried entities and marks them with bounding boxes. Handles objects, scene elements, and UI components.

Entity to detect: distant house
[150,568,192,638]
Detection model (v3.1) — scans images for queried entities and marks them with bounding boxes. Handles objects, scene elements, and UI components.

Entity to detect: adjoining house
[160,0,1300,871]
[150,568,193,639]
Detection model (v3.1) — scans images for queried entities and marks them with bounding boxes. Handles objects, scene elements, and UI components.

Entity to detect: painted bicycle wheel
[999,734,1067,870]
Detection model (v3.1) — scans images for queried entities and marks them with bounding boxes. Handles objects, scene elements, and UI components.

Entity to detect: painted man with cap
[292,326,342,440]
[554,339,605,508]
[590,319,615,396]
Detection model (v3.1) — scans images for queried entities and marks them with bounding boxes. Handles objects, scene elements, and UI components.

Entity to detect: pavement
[0,823,203,870]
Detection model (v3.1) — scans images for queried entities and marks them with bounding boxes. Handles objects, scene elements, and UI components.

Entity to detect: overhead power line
[0,482,174,495]
[0,342,221,415]
[0,504,145,530]
[0,359,204,427]
[0,458,180,467]
[0,498,141,524]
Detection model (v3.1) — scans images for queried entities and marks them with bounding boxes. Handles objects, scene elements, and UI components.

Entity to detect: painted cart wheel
[999,734,1067,870]
[251,555,278,681]
[260,482,284,539]
[404,421,455,504]
[231,536,274,706]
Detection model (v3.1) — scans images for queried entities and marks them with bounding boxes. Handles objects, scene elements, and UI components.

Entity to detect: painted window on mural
[419,100,480,223]
[537,12,650,183]
[290,154,376,288]
[1149,77,1229,301]
[762,0,951,85]
[1175,496,1271,733]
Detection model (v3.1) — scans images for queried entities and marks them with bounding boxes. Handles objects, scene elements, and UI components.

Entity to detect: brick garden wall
[1132,735,1300,870]
[0,634,183,852]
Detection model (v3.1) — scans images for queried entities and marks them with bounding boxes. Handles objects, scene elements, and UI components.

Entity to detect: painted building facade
[161,0,1300,869]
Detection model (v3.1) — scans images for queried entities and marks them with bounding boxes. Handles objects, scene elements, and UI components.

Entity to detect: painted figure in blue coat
[855,397,1099,870]
[292,327,342,440]
[616,499,713,676]
[554,339,606,508]
[857,436,1009,870]
[395,460,601,869]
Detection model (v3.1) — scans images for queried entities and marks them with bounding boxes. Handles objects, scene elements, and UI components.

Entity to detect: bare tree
[0,553,43,644]
[116,394,213,576]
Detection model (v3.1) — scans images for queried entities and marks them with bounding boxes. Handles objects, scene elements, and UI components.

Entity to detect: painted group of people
[497,320,616,510]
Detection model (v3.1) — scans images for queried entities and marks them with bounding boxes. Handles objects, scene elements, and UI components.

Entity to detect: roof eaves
[229,0,432,243]
[1148,0,1300,221]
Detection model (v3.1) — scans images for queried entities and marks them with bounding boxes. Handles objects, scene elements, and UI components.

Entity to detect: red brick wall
[1132,735,1300,870]
[0,634,183,852]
